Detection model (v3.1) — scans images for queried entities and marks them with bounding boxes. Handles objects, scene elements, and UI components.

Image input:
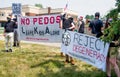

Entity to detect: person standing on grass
[60,13,75,65]
[77,16,85,33]
[60,13,66,57]
[3,14,16,52]
[88,12,103,38]
[104,18,120,77]
[13,15,20,47]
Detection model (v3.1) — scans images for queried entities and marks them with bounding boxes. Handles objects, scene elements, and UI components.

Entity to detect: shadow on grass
[36,65,107,77]
[30,59,110,77]
[1,50,6,52]
[31,59,64,68]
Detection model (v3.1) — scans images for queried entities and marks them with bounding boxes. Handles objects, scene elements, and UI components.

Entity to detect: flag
[64,3,68,11]
[63,0,69,11]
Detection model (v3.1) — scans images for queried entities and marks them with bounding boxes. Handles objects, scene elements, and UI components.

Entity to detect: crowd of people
[60,12,120,77]
[2,12,120,77]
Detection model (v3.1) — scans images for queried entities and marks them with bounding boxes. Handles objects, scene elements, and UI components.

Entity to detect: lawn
[0,40,118,77]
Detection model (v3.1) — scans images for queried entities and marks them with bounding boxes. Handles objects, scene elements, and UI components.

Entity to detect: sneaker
[61,52,64,57]
[6,50,9,52]
[9,49,12,52]
[64,60,70,64]
[70,60,75,65]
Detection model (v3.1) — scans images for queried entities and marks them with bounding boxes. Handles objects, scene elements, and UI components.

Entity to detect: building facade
[0,5,78,27]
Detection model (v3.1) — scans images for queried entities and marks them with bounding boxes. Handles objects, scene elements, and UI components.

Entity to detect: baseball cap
[80,16,83,19]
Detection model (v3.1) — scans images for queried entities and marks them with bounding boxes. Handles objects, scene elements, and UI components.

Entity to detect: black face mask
[7,18,11,22]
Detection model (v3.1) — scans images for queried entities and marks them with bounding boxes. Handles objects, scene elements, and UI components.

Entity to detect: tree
[85,15,94,20]
[35,3,43,8]
[85,15,90,19]
[115,0,120,11]
[106,8,118,20]
[101,0,120,42]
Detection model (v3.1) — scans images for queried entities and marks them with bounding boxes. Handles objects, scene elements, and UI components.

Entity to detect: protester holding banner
[104,18,120,77]
[60,13,75,65]
[77,16,85,33]
[3,14,16,52]
[13,15,19,47]
[88,12,103,38]
[60,13,66,57]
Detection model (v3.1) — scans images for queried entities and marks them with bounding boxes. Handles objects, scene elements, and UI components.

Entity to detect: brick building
[0,5,78,27]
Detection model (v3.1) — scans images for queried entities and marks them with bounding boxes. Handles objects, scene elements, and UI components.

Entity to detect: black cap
[95,12,100,17]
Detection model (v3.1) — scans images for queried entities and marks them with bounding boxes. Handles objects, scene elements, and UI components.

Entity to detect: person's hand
[114,41,119,45]
[3,33,6,37]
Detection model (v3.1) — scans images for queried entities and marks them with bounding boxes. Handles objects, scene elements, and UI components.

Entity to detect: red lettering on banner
[38,17,43,25]
[26,18,30,25]
[44,17,49,24]
[56,16,60,23]
[36,15,60,25]
[21,18,30,25]
[33,18,37,25]
[21,18,25,25]
[21,15,60,25]
[50,16,55,24]
[73,44,106,62]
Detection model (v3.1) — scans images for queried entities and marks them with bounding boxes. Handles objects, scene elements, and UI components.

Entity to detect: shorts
[108,47,118,58]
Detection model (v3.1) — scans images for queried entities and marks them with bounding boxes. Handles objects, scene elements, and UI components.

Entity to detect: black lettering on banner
[78,34,83,45]
[39,31,45,35]
[21,27,25,34]
[73,33,83,45]
[84,36,89,46]
[34,27,38,34]
[45,27,49,34]
[95,39,101,51]
[89,37,95,49]
[73,33,78,43]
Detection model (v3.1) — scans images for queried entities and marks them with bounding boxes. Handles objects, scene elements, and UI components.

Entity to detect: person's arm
[77,21,82,29]
[101,20,104,31]
[59,20,63,29]
[3,25,6,37]
[88,22,92,31]
[68,22,75,30]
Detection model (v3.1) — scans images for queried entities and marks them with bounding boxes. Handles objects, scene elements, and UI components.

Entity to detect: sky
[0,0,116,17]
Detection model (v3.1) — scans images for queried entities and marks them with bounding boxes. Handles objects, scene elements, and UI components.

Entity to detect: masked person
[77,16,85,33]
[89,12,103,38]
[13,15,19,47]
[60,13,75,65]
[4,14,16,52]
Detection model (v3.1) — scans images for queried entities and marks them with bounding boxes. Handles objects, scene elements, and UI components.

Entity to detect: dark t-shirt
[78,21,84,33]
[89,19,103,34]
[110,34,120,47]
[63,18,73,31]
[4,20,16,33]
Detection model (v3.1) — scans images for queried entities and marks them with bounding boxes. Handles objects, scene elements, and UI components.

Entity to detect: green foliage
[106,8,118,21]
[101,20,120,42]
[85,15,94,20]
[35,3,43,8]
[101,0,120,43]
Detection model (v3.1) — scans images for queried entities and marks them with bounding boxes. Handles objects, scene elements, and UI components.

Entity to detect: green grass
[0,27,4,34]
[0,40,119,77]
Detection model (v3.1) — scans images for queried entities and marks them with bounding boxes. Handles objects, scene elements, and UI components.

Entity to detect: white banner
[61,31,109,71]
[18,14,62,42]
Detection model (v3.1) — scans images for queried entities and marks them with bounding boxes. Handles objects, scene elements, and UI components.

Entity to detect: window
[2,13,4,16]
[0,13,4,16]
